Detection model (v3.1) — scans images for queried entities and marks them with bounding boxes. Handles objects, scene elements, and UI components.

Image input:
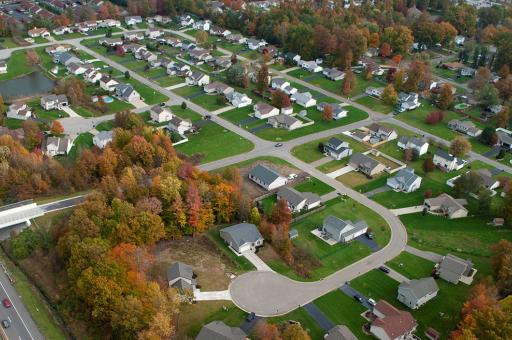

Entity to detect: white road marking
[0,280,34,340]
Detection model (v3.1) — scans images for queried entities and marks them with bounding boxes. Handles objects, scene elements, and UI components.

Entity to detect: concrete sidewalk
[405,245,443,263]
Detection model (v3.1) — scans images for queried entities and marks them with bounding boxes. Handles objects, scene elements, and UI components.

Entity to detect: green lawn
[175,122,254,163]
[191,93,228,111]
[291,134,369,163]
[95,120,115,131]
[206,227,255,272]
[0,37,19,48]
[125,78,168,104]
[68,133,94,161]
[386,252,436,279]
[173,85,203,98]
[171,105,202,120]
[314,289,371,339]
[356,96,394,114]
[0,50,33,81]
[211,156,297,174]
[4,118,24,129]
[317,159,346,174]
[269,307,325,339]
[293,177,334,196]
[54,32,84,40]
[264,198,390,281]
[0,250,67,340]
[155,76,185,87]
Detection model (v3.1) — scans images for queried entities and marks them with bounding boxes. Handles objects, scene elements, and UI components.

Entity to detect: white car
[288,173,297,180]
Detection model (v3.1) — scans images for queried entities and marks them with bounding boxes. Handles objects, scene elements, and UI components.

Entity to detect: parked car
[275,143,283,147]
[246,312,256,322]
[287,173,297,180]
[379,266,390,274]
[1,320,9,329]
[2,298,11,308]
[205,115,212,120]
[368,298,376,306]
[353,295,363,303]
[366,232,374,239]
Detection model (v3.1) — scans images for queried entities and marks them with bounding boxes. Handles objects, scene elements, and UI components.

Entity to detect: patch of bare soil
[151,235,237,291]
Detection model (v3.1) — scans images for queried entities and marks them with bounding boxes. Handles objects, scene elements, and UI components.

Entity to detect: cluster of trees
[54,77,108,114]
[255,320,310,340]
[451,240,512,339]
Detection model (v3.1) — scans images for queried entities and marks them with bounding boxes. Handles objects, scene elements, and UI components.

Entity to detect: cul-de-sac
[0,0,511,339]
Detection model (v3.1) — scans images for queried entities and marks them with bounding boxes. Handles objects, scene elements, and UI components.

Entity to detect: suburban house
[397,136,429,156]
[161,36,182,47]
[424,193,468,219]
[322,68,345,81]
[284,52,301,64]
[28,27,50,38]
[42,136,74,156]
[189,49,212,63]
[210,26,231,37]
[7,103,32,120]
[145,28,164,39]
[168,116,193,135]
[167,262,196,290]
[92,131,113,149]
[53,52,80,66]
[397,92,420,112]
[226,33,246,44]
[323,137,353,160]
[299,60,323,73]
[437,254,477,285]
[276,186,321,212]
[114,84,141,103]
[67,62,90,76]
[254,102,280,119]
[291,92,316,108]
[220,223,264,254]
[387,168,422,193]
[476,169,500,190]
[100,76,119,92]
[370,300,417,340]
[83,69,102,84]
[271,78,290,91]
[40,94,68,110]
[150,106,173,123]
[397,277,439,309]
[448,119,482,137]
[246,38,266,50]
[186,72,210,86]
[193,19,211,31]
[226,91,252,108]
[433,150,467,172]
[366,87,384,98]
[349,153,386,177]
[316,102,348,120]
[45,44,72,55]
[455,35,465,46]
[268,114,303,130]
[0,61,6,74]
[124,15,142,26]
[322,215,368,243]
[203,81,234,95]
[98,37,123,47]
[368,123,398,143]
[496,128,512,151]
[248,164,288,190]
[179,15,195,27]
[123,31,144,41]
[325,325,357,340]
[53,26,73,35]
[196,321,246,340]
[460,67,475,77]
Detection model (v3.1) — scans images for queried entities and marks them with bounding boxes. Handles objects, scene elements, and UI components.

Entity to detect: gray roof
[389,168,420,188]
[326,137,348,150]
[268,114,300,128]
[94,130,113,142]
[497,130,512,145]
[42,136,72,153]
[167,262,193,282]
[249,164,283,185]
[277,186,306,207]
[323,215,368,240]
[326,325,358,340]
[398,136,427,149]
[435,149,455,161]
[41,94,68,104]
[439,254,473,277]
[399,277,439,300]
[196,321,246,340]
[220,223,263,250]
[349,153,381,171]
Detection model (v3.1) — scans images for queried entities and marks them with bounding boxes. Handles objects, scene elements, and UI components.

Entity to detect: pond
[0,71,55,101]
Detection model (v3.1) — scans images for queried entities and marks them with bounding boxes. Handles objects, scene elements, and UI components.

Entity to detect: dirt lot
[239,160,308,199]
[151,236,237,291]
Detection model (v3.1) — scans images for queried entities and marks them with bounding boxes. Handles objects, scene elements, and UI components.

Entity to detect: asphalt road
[38,195,86,213]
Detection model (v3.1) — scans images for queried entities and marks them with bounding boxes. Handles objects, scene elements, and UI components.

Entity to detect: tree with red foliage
[341,69,356,96]
[271,90,291,109]
[271,198,292,227]
[422,157,435,173]
[380,42,391,57]
[391,54,402,66]
[322,105,333,121]
[185,181,201,233]
[425,111,445,124]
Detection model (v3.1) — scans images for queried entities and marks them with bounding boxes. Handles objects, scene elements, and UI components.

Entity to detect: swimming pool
[102,96,114,103]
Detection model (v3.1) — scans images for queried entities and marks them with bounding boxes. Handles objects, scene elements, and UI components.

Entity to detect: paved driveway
[194,290,231,301]
[365,185,391,198]
[242,251,274,272]
[355,235,380,252]
[303,303,333,331]
[326,165,354,178]
[339,283,373,310]
[390,206,424,216]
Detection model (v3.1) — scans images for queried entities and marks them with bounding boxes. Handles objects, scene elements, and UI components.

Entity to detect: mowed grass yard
[293,177,334,196]
[356,95,394,114]
[0,49,34,81]
[263,198,390,281]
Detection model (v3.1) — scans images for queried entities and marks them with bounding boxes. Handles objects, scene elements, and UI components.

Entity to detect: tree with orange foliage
[322,105,333,121]
[54,13,71,27]
[50,120,64,136]
[380,42,391,58]
[255,321,282,340]
[341,69,356,96]
[392,54,402,66]
[186,181,201,233]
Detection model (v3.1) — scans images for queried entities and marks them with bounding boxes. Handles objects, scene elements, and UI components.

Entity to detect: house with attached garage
[7,103,32,120]
[276,186,321,212]
[254,102,279,119]
[226,91,252,108]
[28,27,50,38]
[203,81,234,95]
[366,87,384,99]
[291,91,316,108]
[45,44,72,55]
[271,78,290,91]
[124,15,142,26]
[123,31,144,42]
[209,25,231,37]
[284,52,301,64]
[424,193,468,219]
[322,68,345,81]
[366,123,398,143]
[160,36,182,47]
[316,102,348,120]
[167,262,196,290]
[145,28,164,39]
[189,49,212,63]
[268,114,303,130]
[220,223,264,254]
[150,105,173,123]
[196,321,246,340]
[40,94,68,110]
[433,149,467,171]
[246,38,267,50]
[448,119,482,137]
[42,136,74,156]
[167,62,191,76]
[397,92,420,112]
[323,137,353,160]
[66,62,90,76]
[398,277,439,309]
[179,15,195,27]
[397,136,429,156]
[226,33,246,44]
[496,128,512,151]
[349,153,386,177]
[248,164,287,190]
[114,84,141,104]
[98,37,123,47]
[53,26,73,35]
[437,254,476,285]
[100,76,119,92]
[370,300,417,340]
[299,60,323,73]
[387,168,422,193]
[476,169,500,190]
[167,116,193,135]
[186,71,210,86]
[93,131,113,149]
[53,52,80,66]
[193,19,211,31]
[322,215,368,243]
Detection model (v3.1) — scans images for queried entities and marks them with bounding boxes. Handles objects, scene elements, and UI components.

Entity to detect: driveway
[310,157,332,167]
[326,165,354,178]
[364,185,391,198]
[390,206,424,216]
[62,106,81,118]
[303,303,333,331]
[242,251,274,272]
[355,235,380,252]
[484,146,501,158]
[250,124,271,133]
[194,290,231,301]
[386,268,409,283]
[339,283,373,310]
[405,245,442,263]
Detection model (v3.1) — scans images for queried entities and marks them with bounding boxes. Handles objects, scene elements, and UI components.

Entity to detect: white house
[0,61,6,74]
[7,103,32,120]
[246,38,266,50]
[83,69,102,84]
[322,215,368,243]
[291,92,316,108]
[193,20,211,31]
[276,186,321,212]
[168,116,193,135]
[93,130,113,149]
[40,94,68,110]
[387,168,422,193]
[254,102,279,119]
[316,102,347,120]
[66,62,89,76]
[398,278,439,309]
[145,28,164,39]
[179,15,195,27]
[150,106,173,123]
[397,136,429,156]
[186,72,210,86]
[220,223,264,254]
[114,84,141,103]
[370,300,417,340]
[28,27,50,38]
[448,119,482,137]
[248,164,287,190]
[167,262,196,290]
[397,92,421,112]
[366,87,384,98]
[323,137,353,160]
[100,76,119,92]
[42,136,74,156]
[322,68,345,81]
[299,60,323,73]
[124,16,143,26]
[433,150,467,172]
[226,91,252,108]
[271,78,290,91]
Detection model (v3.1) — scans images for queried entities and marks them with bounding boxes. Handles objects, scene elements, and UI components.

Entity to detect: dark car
[1,320,9,329]
[2,298,11,308]
[275,143,283,147]
[205,115,212,120]
[379,266,390,274]
[246,312,256,322]
[353,295,363,303]
[159,102,166,107]
[366,232,374,239]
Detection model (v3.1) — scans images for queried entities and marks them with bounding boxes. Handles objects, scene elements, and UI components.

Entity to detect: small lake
[0,71,55,101]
